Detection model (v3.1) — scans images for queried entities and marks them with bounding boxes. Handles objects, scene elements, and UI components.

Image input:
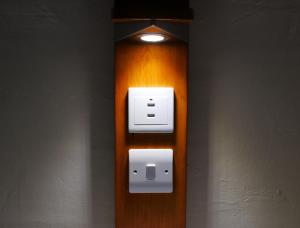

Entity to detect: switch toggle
[146,164,156,180]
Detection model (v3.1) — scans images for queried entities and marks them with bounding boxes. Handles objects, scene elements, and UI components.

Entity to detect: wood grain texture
[115,39,188,228]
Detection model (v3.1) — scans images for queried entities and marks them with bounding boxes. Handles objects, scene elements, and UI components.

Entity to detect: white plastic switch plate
[128,87,174,133]
[129,149,173,193]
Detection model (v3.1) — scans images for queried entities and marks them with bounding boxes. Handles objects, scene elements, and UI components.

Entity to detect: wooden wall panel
[115,39,188,228]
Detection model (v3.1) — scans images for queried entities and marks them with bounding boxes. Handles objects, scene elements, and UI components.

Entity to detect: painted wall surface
[0,0,299,228]
[0,0,114,227]
[187,0,300,228]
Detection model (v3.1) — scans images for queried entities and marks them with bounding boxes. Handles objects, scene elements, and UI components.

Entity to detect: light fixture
[140,34,165,42]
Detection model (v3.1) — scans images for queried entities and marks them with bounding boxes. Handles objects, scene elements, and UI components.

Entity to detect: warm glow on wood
[115,39,188,228]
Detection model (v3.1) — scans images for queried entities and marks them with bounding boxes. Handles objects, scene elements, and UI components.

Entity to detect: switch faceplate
[129,149,173,193]
[128,87,174,133]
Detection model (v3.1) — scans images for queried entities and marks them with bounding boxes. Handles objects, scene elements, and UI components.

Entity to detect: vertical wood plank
[115,39,188,228]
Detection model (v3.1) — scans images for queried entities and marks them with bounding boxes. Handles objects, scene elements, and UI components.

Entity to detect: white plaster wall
[187,0,300,227]
[0,0,299,227]
[0,0,114,227]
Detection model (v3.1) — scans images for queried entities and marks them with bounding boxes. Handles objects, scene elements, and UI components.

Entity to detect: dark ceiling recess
[112,0,193,21]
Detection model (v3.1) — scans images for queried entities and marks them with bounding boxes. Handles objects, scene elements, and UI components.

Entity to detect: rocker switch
[146,164,156,180]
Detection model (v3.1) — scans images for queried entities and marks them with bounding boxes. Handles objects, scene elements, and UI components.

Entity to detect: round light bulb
[140,34,165,42]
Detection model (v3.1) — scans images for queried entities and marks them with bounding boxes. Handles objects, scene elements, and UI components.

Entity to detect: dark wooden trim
[112,18,193,24]
[112,7,193,21]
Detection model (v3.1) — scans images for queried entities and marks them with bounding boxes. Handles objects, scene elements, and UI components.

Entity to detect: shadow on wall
[187,45,211,228]
[88,2,115,228]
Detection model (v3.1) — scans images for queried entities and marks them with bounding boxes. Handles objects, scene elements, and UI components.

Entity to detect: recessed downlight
[140,34,165,42]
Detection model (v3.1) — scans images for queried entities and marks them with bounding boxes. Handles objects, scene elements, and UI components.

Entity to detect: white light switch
[128,87,174,133]
[129,149,173,193]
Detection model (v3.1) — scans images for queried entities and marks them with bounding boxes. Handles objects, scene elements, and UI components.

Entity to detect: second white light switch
[129,149,173,193]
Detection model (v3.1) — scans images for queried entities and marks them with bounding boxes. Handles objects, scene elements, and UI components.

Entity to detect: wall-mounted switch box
[128,87,174,133]
[129,149,173,193]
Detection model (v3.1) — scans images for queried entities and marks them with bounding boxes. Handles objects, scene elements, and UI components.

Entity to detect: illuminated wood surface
[115,39,188,228]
